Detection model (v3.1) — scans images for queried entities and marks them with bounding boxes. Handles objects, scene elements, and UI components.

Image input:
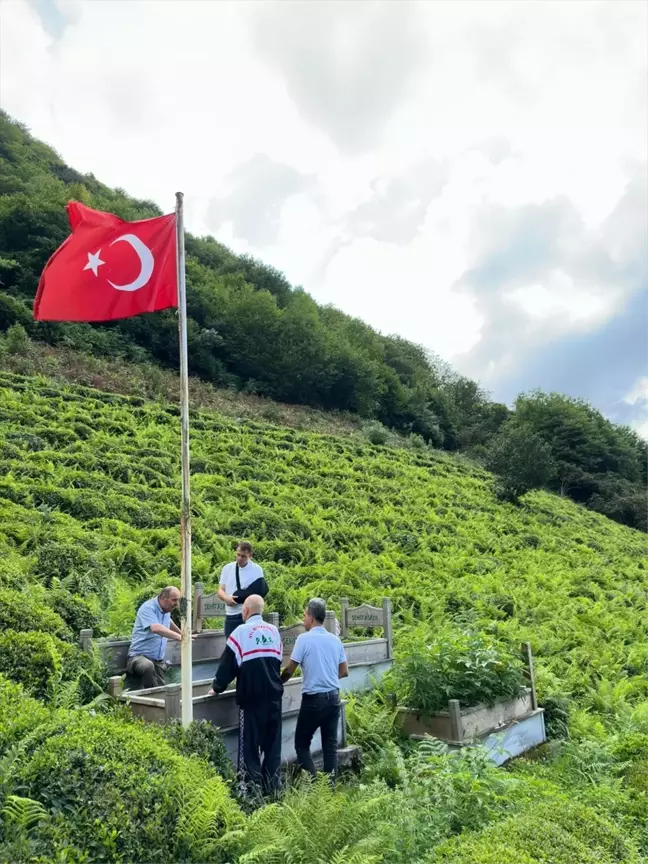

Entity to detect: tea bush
[15,712,242,863]
[0,675,49,756]
[0,631,62,699]
[45,587,102,636]
[0,588,71,641]
[162,719,234,782]
[0,631,90,699]
[432,798,640,864]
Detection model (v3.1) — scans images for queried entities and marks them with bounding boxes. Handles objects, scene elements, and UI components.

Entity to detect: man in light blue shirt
[126,587,182,689]
[281,598,348,781]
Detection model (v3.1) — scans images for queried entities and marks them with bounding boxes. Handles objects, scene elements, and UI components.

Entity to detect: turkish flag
[34,202,177,322]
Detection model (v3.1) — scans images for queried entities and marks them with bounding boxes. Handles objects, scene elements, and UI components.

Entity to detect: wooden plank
[346,603,384,629]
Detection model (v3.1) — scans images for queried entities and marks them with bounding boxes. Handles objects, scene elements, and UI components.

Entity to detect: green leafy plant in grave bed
[386,626,527,713]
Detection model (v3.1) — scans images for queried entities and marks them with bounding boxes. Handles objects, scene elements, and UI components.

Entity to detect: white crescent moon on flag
[107,234,154,292]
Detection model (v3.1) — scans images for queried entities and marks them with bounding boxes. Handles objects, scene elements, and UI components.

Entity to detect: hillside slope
[1,370,644,703]
[0,370,646,863]
[1,110,646,533]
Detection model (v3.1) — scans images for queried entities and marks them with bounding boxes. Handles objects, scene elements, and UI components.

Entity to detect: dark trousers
[125,655,166,690]
[225,614,243,638]
[294,691,340,779]
[238,701,282,796]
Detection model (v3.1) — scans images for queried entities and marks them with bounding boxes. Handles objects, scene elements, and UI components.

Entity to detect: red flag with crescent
[33,202,177,322]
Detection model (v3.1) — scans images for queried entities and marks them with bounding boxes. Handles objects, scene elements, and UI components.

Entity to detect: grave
[84,597,394,768]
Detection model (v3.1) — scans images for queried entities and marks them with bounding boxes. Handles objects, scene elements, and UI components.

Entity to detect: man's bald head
[242,594,264,619]
[158,586,181,612]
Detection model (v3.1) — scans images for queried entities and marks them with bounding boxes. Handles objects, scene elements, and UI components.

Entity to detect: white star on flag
[83,250,105,277]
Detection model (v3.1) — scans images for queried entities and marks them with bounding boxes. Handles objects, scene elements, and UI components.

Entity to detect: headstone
[346,604,384,628]
[279,623,305,657]
[201,593,227,617]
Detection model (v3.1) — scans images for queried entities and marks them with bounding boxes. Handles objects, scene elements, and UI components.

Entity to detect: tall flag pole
[34,199,193,724]
[175,192,193,727]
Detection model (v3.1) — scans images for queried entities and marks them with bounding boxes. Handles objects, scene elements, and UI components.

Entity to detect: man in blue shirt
[126,586,182,689]
[281,598,348,781]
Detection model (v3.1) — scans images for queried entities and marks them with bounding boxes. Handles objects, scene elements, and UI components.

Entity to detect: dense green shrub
[388,626,527,713]
[0,631,62,699]
[432,798,640,863]
[485,421,556,502]
[0,588,71,641]
[0,675,49,756]
[0,631,89,699]
[162,719,234,782]
[45,587,101,636]
[15,713,241,863]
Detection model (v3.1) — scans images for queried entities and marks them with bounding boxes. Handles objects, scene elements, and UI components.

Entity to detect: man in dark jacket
[208,594,283,795]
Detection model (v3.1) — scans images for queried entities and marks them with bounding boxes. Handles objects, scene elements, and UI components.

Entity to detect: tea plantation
[0,368,645,863]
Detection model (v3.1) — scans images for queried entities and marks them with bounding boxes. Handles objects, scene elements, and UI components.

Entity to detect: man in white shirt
[280,598,348,782]
[217,541,268,638]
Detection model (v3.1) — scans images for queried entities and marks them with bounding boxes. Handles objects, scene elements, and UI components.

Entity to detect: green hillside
[0,370,645,863]
[1,110,646,531]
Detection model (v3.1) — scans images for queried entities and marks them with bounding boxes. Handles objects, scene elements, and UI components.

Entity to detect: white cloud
[0,0,646,415]
[623,377,648,439]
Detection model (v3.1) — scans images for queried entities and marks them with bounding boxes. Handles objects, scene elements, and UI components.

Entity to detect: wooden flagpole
[175,191,193,727]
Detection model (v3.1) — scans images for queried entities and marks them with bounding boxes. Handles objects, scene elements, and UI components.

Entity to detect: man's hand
[280,659,299,684]
[224,594,238,607]
[207,688,218,697]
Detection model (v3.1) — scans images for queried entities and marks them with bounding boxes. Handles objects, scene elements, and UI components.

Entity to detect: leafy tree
[485,422,556,502]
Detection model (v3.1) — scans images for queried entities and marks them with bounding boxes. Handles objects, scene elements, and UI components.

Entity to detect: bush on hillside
[15,713,242,863]
[364,421,390,445]
[387,627,527,714]
[45,587,101,636]
[485,422,555,502]
[0,630,90,699]
[32,540,107,595]
[0,588,71,641]
[162,719,234,782]
[0,631,62,699]
[0,675,49,756]
[432,798,640,864]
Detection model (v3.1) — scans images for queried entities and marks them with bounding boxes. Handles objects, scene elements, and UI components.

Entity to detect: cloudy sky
[2,0,647,433]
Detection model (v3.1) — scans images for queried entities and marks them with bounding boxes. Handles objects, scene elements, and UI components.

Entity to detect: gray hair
[307,597,326,624]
